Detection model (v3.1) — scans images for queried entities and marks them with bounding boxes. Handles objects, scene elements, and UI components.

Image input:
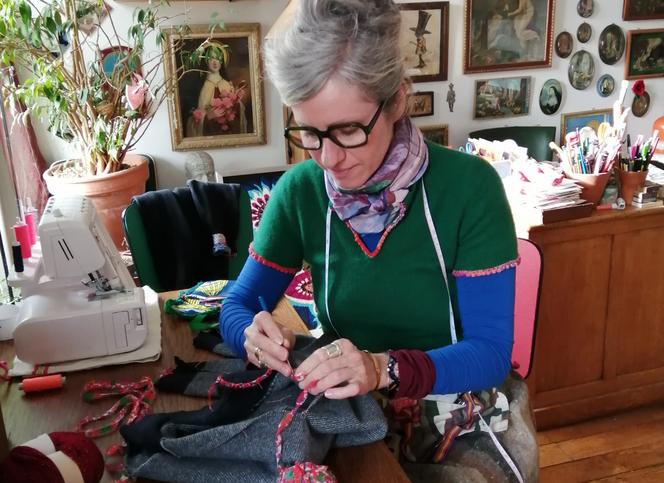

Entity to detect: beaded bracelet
[363,350,381,391]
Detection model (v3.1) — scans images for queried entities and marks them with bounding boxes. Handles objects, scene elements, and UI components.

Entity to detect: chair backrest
[513,238,543,379]
[468,126,556,162]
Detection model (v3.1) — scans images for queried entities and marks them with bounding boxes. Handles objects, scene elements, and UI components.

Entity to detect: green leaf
[45,17,57,35]
[19,1,31,28]
[137,9,145,23]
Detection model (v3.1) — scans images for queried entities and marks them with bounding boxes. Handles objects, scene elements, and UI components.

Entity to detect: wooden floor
[538,404,664,482]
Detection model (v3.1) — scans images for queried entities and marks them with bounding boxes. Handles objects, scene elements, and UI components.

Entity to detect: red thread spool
[12,221,31,259]
[24,211,37,246]
[19,374,66,393]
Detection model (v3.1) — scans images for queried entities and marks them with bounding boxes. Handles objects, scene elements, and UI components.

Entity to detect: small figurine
[446,83,456,112]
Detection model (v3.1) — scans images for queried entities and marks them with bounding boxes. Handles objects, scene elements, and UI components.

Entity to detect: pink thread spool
[24,211,37,246]
[12,220,31,259]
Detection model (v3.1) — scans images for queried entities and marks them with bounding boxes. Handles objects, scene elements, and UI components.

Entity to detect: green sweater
[253,142,517,353]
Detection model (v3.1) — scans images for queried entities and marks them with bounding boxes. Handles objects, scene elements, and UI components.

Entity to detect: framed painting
[560,109,613,145]
[622,0,664,21]
[407,91,434,117]
[625,28,664,80]
[464,0,555,74]
[399,2,449,82]
[420,124,449,146]
[162,23,265,151]
[473,76,531,120]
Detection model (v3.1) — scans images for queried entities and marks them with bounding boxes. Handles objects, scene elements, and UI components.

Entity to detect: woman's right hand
[243,310,295,378]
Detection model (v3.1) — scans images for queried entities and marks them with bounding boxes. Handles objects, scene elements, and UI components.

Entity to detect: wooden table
[516,203,664,429]
[0,292,408,482]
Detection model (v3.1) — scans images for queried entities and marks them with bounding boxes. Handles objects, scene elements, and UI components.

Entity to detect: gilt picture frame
[622,1,664,21]
[399,2,449,83]
[162,23,265,151]
[407,91,435,117]
[560,109,613,145]
[624,28,664,80]
[420,124,449,146]
[463,0,555,74]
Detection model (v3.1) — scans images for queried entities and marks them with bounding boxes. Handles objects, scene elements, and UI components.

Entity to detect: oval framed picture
[577,0,593,18]
[577,22,592,43]
[632,92,650,118]
[568,50,595,90]
[596,74,615,97]
[539,79,563,115]
[598,24,625,65]
[555,31,574,58]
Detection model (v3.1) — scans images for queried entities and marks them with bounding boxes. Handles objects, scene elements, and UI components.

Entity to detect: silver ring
[323,341,342,359]
[253,346,265,367]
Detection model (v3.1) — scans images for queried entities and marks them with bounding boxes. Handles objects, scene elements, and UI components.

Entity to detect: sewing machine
[9,195,148,365]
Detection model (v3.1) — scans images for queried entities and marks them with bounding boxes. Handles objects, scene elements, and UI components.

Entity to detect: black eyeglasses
[284,101,385,150]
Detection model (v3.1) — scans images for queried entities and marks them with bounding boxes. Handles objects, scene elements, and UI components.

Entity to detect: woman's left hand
[294,339,385,399]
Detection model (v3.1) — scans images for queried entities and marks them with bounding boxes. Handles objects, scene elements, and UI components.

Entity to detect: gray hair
[264,0,404,110]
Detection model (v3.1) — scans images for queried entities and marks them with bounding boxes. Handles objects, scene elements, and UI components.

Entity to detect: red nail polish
[306,380,318,391]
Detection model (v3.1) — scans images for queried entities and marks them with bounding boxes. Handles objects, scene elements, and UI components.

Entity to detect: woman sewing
[221,1,532,480]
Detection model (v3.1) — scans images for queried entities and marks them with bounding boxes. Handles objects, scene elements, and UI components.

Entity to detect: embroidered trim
[249,244,300,274]
[345,203,407,258]
[452,257,521,278]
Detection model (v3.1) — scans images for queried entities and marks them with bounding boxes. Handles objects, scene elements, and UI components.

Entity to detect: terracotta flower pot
[564,171,611,206]
[617,169,648,207]
[43,154,149,249]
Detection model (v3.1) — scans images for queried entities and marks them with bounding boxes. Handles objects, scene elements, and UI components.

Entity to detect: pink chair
[512,238,543,379]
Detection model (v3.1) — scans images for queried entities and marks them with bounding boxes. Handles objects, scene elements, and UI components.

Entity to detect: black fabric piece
[131,182,241,290]
[193,330,237,358]
[155,356,247,397]
[188,180,241,255]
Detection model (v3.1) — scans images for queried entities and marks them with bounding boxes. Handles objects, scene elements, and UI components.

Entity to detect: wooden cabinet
[516,204,664,430]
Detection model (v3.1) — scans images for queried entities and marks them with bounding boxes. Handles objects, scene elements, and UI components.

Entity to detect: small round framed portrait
[577,0,593,18]
[539,79,563,115]
[596,74,615,97]
[632,92,650,118]
[555,31,574,58]
[577,22,592,43]
[568,50,595,90]
[598,24,625,65]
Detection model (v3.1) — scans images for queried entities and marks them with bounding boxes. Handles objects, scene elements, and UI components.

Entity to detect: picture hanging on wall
[463,0,554,74]
[398,2,449,82]
[598,24,625,65]
[420,124,449,146]
[568,50,595,90]
[596,74,615,97]
[407,91,435,117]
[622,1,664,21]
[625,28,664,80]
[577,0,593,18]
[473,76,531,120]
[162,23,265,151]
[560,109,613,145]
[539,79,562,115]
[555,31,573,58]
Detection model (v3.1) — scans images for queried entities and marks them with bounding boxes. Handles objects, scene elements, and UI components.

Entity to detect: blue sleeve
[219,256,294,358]
[426,267,515,394]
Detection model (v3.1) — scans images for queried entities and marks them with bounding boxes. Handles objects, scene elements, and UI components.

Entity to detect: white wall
[32,0,663,188]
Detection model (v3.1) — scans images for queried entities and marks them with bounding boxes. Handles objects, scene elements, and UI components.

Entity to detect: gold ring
[253,346,265,367]
[323,341,342,359]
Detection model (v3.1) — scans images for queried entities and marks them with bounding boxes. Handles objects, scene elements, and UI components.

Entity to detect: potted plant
[0,0,218,247]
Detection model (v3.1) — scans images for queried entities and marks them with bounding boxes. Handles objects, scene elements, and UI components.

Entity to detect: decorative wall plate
[539,79,563,115]
[577,22,592,43]
[555,31,574,58]
[577,0,593,18]
[568,50,595,90]
[598,24,625,65]
[632,92,650,117]
[596,74,615,97]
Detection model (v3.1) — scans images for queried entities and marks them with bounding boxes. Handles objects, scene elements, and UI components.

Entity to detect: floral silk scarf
[324,116,429,235]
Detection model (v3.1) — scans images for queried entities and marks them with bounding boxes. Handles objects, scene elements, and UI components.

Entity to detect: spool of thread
[19,374,66,393]
[11,236,23,273]
[12,220,31,259]
[25,197,38,244]
[24,212,37,246]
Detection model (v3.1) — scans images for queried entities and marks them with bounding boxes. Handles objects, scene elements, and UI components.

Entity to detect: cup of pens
[551,127,619,206]
[616,134,657,206]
